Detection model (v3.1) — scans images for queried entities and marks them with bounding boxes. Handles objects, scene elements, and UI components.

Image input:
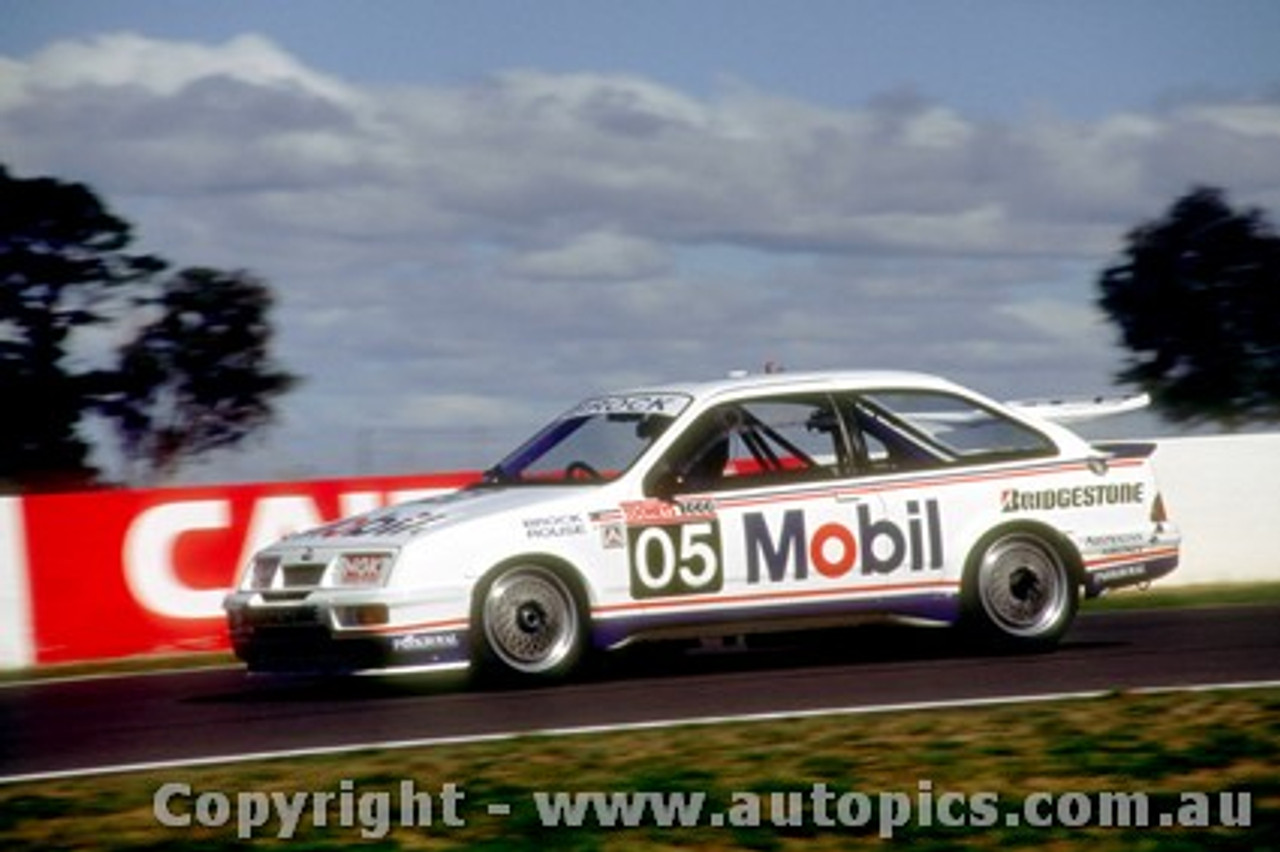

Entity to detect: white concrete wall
[0,497,34,669]
[1151,434,1280,585]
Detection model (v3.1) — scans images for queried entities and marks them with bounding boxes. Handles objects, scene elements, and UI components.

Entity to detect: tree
[0,165,298,490]
[0,165,166,489]
[108,268,298,480]
[1098,186,1280,426]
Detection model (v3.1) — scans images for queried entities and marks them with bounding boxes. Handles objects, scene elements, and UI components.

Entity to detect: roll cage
[645,387,1055,496]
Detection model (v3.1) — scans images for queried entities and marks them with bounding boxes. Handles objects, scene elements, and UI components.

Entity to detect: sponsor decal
[745,500,944,583]
[566,393,690,418]
[306,507,445,539]
[588,509,627,549]
[623,500,678,525]
[600,524,626,550]
[522,514,587,539]
[392,631,463,653]
[621,498,717,526]
[1081,532,1150,555]
[677,497,718,518]
[1091,563,1149,584]
[629,520,724,599]
[335,553,392,586]
[1001,483,1145,513]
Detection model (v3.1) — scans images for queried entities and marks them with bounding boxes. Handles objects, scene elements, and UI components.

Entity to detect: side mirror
[645,466,681,501]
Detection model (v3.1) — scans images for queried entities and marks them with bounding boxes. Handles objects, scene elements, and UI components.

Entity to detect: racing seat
[680,436,730,491]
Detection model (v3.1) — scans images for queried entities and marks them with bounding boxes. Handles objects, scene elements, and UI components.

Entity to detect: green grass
[0,652,238,685]
[1083,581,1280,611]
[3,688,1277,850]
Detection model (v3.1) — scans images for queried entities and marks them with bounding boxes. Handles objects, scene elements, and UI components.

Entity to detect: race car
[224,370,1180,682]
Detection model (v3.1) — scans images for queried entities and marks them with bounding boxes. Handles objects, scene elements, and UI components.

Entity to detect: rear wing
[1005,392,1150,424]
[1091,441,1158,460]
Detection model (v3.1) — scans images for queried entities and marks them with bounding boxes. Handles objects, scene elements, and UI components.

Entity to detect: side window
[657,396,846,493]
[846,398,946,474]
[857,390,1054,466]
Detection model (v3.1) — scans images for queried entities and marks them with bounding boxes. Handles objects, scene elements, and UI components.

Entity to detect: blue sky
[8,1,1279,115]
[3,2,1280,482]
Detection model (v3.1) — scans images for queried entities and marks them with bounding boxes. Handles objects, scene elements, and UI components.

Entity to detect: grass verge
[2,687,1277,850]
[0,652,238,685]
[1083,580,1280,611]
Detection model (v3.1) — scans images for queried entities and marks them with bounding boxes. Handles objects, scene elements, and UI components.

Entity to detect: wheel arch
[467,552,597,683]
[957,517,1085,651]
[469,552,595,631]
[961,519,1085,592]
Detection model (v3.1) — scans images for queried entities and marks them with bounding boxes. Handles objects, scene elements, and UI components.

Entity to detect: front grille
[242,605,322,628]
[281,562,328,588]
[260,590,312,603]
[235,627,390,673]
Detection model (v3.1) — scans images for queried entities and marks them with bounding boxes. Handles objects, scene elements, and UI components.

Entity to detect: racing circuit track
[2,603,1279,782]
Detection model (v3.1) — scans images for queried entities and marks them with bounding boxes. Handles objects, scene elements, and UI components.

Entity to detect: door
[630,393,885,620]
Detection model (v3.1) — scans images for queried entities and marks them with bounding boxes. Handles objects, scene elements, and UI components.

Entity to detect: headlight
[335,552,395,587]
[248,555,281,590]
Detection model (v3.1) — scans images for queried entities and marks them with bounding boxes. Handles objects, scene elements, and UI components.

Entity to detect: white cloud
[504,231,672,281]
[8,32,1276,256]
[2,32,1277,480]
[392,392,517,428]
[998,298,1108,345]
[1181,101,1280,139]
[19,32,357,102]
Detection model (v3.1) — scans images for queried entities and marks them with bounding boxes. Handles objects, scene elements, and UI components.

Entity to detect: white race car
[225,371,1180,682]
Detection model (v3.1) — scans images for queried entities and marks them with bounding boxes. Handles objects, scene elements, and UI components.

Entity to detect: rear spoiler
[1091,441,1158,460]
[1006,392,1150,424]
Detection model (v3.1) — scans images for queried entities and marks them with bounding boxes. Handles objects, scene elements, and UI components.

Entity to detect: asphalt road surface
[3,604,1278,782]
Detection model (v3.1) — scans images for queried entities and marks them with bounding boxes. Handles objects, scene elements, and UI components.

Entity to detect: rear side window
[859,390,1054,464]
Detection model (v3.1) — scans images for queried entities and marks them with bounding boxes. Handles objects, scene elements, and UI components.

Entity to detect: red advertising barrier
[19,472,478,665]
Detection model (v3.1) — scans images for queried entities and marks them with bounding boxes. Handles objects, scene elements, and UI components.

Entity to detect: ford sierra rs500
[224,371,1180,682]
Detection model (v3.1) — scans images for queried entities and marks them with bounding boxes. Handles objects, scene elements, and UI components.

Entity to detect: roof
[619,369,966,402]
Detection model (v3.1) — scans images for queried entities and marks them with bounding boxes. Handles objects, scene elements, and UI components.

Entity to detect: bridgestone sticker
[1001,483,1145,513]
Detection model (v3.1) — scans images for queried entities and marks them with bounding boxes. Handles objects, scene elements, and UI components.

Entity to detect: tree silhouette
[0,165,165,489]
[0,165,297,490]
[109,268,298,480]
[1098,186,1280,426]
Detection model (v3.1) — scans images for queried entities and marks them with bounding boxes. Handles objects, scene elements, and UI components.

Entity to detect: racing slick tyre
[961,530,1078,652]
[473,563,589,684]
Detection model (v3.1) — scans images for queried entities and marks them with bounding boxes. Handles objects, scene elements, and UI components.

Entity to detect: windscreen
[480,393,690,485]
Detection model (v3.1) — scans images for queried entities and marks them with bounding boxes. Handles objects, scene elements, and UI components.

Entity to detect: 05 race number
[629,521,724,599]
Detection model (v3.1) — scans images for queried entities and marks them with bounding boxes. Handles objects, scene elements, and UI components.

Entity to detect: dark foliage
[0,165,297,490]
[108,268,299,479]
[1098,186,1280,425]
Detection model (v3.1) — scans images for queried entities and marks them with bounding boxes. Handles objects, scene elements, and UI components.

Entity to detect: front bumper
[224,592,470,675]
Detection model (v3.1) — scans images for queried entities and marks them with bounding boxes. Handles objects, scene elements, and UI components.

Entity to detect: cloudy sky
[4,1,1280,483]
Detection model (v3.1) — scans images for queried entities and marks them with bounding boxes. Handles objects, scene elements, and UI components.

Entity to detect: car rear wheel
[475,564,587,683]
[963,531,1077,651]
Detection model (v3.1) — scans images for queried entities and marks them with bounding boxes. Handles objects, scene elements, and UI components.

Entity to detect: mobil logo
[744,499,944,583]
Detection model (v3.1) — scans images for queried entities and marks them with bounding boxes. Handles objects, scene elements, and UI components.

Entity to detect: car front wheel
[475,564,587,683]
[962,531,1077,651]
